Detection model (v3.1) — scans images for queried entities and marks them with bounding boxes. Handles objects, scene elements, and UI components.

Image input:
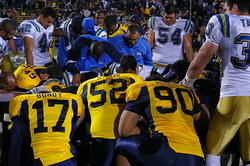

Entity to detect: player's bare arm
[187,41,218,79]
[183,33,194,62]
[23,36,34,65]
[118,110,141,137]
[146,29,155,48]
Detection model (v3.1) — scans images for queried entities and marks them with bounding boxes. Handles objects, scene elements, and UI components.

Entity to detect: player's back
[77,73,142,139]
[14,64,45,90]
[148,17,186,65]
[126,81,203,157]
[207,14,250,97]
[9,92,83,165]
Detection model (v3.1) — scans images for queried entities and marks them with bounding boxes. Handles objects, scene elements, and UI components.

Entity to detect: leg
[206,97,248,166]
[239,119,250,163]
[91,138,116,166]
[175,153,204,166]
[116,154,131,166]
[115,135,176,166]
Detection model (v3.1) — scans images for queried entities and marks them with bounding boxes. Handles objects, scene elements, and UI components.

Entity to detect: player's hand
[72,73,81,85]
[28,85,48,94]
[13,56,21,66]
[179,75,195,89]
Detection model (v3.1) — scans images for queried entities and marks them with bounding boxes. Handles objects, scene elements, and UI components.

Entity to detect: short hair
[226,0,250,13]
[119,55,137,72]
[40,7,57,19]
[127,24,140,34]
[43,61,63,80]
[164,4,178,14]
[70,16,84,36]
[104,15,117,28]
[90,41,105,58]
[162,60,190,82]
[96,10,106,16]
[0,19,16,33]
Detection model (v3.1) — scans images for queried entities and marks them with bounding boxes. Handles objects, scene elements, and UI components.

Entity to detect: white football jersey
[0,36,7,60]
[0,18,11,60]
[94,26,107,39]
[149,17,192,65]
[19,19,54,66]
[206,14,250,97]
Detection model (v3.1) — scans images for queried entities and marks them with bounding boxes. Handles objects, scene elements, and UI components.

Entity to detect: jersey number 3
[231,33,250,69]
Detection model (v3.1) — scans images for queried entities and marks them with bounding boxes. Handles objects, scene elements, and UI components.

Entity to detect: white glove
[179,75,195,89]
[28,85,48,94]
[13,56,21,67]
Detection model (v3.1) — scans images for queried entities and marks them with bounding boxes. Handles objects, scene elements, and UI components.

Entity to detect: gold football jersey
[126,81,204,158]
[77,73,143,139]
[14,64,45,90]
[107,24,127,38]
[9,92,83,165]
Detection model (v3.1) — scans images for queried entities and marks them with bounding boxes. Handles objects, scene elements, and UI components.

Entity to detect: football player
[147,4,193,67]
[14,62,63,91]
[8,85,84,166]
[94,10,107,38]
[116,61,205,166]
[180,0,250,165]
[65,17,123,85]
[108,24,153,66]
[19,7,56,66]
[77,55,143,166]
[103,15,127,38]
[0,19,16,73]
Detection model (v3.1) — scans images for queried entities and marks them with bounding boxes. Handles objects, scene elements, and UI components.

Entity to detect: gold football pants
[206,96,250,161]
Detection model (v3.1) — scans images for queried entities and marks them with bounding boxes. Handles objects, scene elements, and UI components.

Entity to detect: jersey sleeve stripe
[216,14,230,37]
[184,20,188,32]
[96,28,104,36]
[225,14,230,37]
[185,20,191,33]
[28,21,40,32]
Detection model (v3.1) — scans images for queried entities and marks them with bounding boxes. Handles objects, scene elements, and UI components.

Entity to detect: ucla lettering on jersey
[9,92,83,165]
[77,73,143,139]
[205,14,250,97]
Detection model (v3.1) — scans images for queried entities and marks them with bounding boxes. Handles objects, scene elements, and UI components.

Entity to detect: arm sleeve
[205,15,224,46]
[66,37,93,74]
[8,117,26,166]
[67,37,93,61]
[125,84,149,117]
[102,41,123,62]
[19,22,35,39]
[0,93,14,102]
